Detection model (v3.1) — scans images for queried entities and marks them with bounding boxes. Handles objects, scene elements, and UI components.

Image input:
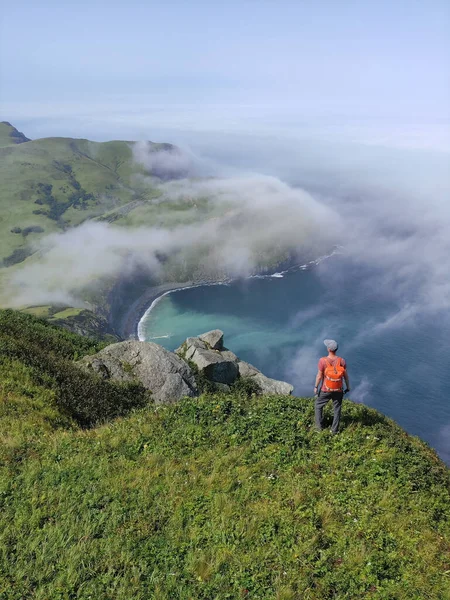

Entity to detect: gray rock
[190,347,239,384]
[221,350,239,363]
[175,337,207,360]
[237,360,292,395]
[78,340,197,403]
[175,330,294,396]
[198,329,224,350]
[238,360,261,378]
[157,373,196,405]
[252,372,294,396]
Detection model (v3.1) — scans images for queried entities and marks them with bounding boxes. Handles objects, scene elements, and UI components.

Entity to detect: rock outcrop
[77,330,293,404]
[78,340,198,404]
[198,329,224,350]
[176,336,238,386]
[176,330,294,395]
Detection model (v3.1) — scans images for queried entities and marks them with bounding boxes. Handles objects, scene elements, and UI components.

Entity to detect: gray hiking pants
[315,391,344,434]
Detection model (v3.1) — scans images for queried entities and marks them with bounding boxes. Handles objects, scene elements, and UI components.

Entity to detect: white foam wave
[137,281,230,341]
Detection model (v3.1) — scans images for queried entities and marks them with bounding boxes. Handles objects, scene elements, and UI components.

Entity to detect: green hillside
[0,121,30,147]
[0,123,162,267]
[0,310,449,599]
[0,122,225,270]
[0,122,233,314]
[20,305,120,341]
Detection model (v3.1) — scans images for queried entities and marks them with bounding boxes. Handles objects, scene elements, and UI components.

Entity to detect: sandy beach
[116,280,194,340]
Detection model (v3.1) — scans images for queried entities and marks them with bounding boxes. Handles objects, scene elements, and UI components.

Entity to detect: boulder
[221,350,239,362]
[158,373,196,404]
[78,340,197,404]
[198,329,224,350]
[176,331,293,395]
[176,336,207,361]
[190,347,239,384]
[238,361,260,378]
[251,373,294,396]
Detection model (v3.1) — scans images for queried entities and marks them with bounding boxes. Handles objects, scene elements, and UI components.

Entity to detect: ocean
[138,255,450,464]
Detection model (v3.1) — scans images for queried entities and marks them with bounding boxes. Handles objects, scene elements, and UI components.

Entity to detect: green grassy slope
[20,305,120,341]
[0,121,30,147]
[0,123,230,311]
[0,309,148,426]
[0,127,150,265]
[0,310,449,600]
[0,123,198,267]
[0,122,221,270]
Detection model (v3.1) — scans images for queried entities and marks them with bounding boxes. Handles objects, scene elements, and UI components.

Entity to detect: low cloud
[349,377,373,405]
[3,122,450,325]
[6,172,338,307]
[133,141,196,180]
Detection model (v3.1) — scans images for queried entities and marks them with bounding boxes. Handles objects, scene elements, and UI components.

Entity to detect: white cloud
[5,172,338,307]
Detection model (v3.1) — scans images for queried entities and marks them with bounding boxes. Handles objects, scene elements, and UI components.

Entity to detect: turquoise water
[140,257,450,463]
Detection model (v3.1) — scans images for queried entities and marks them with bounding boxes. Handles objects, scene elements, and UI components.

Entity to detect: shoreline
[117,280,195,340]
[122,248,341,341]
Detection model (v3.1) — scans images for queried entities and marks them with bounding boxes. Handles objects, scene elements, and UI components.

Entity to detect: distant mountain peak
[0,121,31,145]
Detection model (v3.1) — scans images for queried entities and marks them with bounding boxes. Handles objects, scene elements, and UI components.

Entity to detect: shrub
[232,375,262,397]
[22,225,44,236]
[0,310,150,426]
[1,246,33,267]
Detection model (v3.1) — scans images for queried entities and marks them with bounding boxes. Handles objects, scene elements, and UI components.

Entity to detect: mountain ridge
[0,120,31,146]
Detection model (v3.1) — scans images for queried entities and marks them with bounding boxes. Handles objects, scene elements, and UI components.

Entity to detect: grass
[18,306,119,341]
[49,307,85,319]
[0,310,449,599]
[20,305,55,318]
[20,306,84,320]
[0,124,182,270]
[0,309,148,425]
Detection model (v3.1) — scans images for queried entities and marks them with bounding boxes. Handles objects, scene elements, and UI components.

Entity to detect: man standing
[314,339,350,434]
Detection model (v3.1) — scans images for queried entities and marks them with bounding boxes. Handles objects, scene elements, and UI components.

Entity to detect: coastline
[122,248,341,341]
[117,280,195,340]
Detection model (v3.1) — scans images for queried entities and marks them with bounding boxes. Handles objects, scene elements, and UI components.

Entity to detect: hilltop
[0,121,31,146]
[0,309,449,599]
[0,121,165,269]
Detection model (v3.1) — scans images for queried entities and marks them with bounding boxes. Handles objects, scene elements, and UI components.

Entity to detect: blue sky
[0,0,449,143]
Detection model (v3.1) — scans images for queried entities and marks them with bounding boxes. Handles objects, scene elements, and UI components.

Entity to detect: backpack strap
[326,357,341,373]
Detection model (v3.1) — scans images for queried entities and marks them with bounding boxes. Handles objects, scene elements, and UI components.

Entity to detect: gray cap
[324,339,338,351]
